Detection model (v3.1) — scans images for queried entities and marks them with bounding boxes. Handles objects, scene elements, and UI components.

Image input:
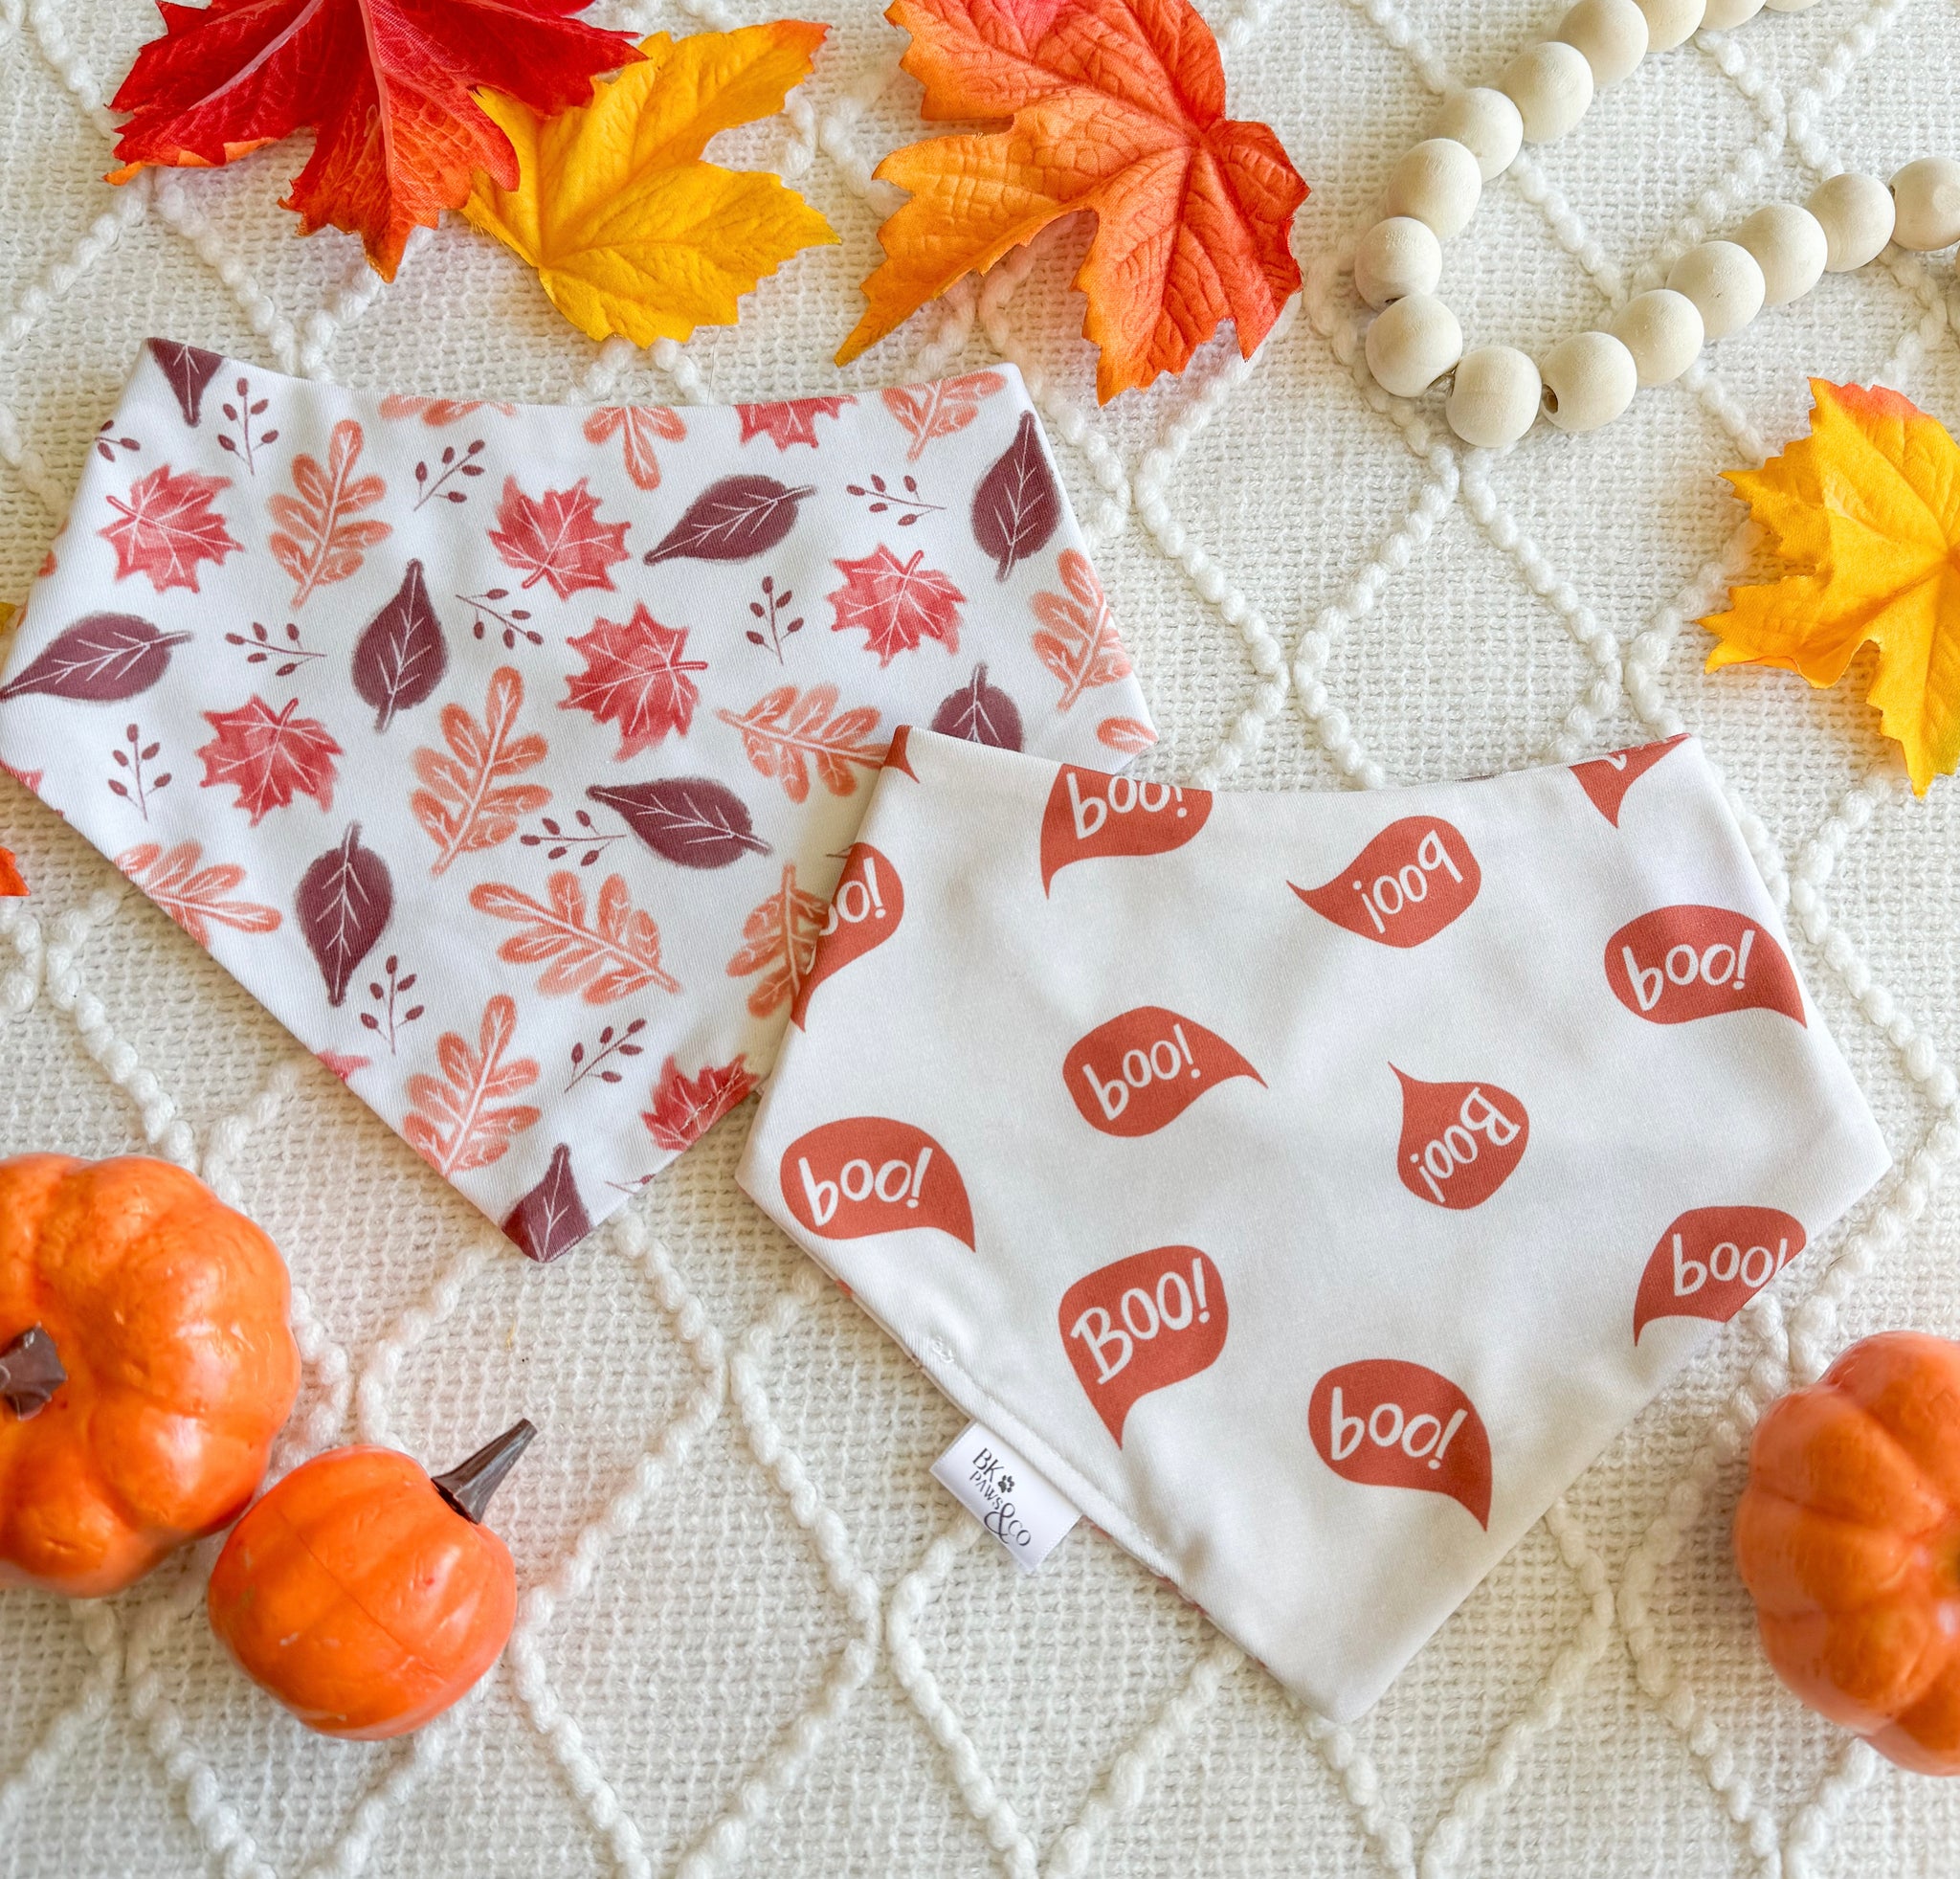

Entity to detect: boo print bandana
[0,343,1153,1259]
[738,727,1889,1720]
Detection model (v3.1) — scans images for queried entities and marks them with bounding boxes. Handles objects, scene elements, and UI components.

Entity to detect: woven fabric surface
[3,0,1960,1873]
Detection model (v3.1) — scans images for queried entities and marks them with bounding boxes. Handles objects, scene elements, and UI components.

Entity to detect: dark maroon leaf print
[147,340,225,428]
[971,411,1060,581]
[501,1142,592,1264]
[351,559,448,731]
[0,614,192,704]
[297,824,392,1007]
[931,663,1023,749]
[588,776,771,870]
[643,477,815,567]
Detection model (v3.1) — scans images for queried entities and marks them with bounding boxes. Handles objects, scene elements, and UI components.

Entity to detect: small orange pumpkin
[0,1152,300,1597]
[1735,1331,1960,1774]
[209,1420,535,1739]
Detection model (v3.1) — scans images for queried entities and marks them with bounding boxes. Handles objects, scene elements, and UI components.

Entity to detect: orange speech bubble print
[1606,905,1805,1027]
[1292,817,1481,948]
[1039,766,1211,893]
[781,1116,973,1249]
[791,843,903,1029]
[1063,1006,1263,1137]
[1059,1245,1228,1445]
[1392,1067,1529,1210]
[883,724,920,780]
[1632,1205,1807,1342]
[1309,1358,1491,1528]
[1570,734,1687,825]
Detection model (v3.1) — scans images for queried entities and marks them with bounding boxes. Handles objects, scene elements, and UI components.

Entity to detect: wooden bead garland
[1349,0,1960,448]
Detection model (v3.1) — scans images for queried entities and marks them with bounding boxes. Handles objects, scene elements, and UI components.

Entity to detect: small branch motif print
[521,808,629,867]
[93,420,140,464]
[359,954,425,1054]
[459,589,544,651]
[107,722,170,819]
[216,375,278,475]
[413,438,487,509]
[225,619,325,677]
[566,1017,648,1091]
[746,574,804,661]
[844,471,943,525]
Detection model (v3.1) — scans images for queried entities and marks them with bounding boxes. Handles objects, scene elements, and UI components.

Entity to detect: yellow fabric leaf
[463,25,837,348]
[1703,379,1960,794]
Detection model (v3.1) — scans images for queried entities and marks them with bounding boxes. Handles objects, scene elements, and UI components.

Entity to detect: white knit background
[3,0,1960,1870]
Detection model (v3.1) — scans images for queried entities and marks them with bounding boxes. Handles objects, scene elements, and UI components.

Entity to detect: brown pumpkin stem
[0,1326,65,1420]
[432,1419,536,1524]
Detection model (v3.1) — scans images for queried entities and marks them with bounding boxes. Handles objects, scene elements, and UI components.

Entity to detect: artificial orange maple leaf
[836,0,1309,401]
[1704,380,1960,795]
[0,850,26,897]
[108,0,641,280]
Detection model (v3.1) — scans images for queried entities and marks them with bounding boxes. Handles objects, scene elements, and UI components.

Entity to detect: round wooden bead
[1365,293,1463,398]
[1383,140,1483,239]
[1540,331,1638,433]
[1700,0,1765,26]
[1807,172,1894,271]
[1555,0,1648,87]
[1735,203,1827,303]
[1666,239,1765,338]
[1354,216,1443,307]
[1499,42,1594,145]
[1609,288,1704,385]
[1889,158,1960,252]
[1447,347,1543,448]
[1434,89,1525,181]
[1635,0,1704,52]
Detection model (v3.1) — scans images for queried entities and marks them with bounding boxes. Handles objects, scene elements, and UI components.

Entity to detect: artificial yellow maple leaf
[1704,379,1960,794]
[464,24,837,348]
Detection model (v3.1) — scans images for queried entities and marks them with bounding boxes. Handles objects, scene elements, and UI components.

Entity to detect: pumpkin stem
[0,1326,65,1420]
[432,1420,536,1525]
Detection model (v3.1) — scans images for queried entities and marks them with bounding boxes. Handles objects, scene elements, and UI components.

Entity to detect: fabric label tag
[930,1420,1079,1573]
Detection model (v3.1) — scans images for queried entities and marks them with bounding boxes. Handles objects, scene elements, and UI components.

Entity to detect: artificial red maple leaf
[828,545,965,665]
[642,1053,757,1152]
[108,0,642,280]
[196,696,344,825]
[737,397,856,450]
[562,603,707,759]
[488,476,631,599]
[100,465,241,593]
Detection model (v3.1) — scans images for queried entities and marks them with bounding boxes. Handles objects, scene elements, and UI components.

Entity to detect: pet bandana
[737,727,1889,1720]
[0,343,1153,1259]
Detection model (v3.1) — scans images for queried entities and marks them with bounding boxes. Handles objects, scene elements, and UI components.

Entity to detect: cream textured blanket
[3,0,1959,1873]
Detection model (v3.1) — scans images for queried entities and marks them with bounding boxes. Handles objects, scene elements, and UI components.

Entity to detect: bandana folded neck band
[0,344,1153,1259]
[738,727,1889,1721]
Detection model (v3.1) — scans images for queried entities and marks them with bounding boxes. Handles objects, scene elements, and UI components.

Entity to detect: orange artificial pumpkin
[209,1420,535,1739]
[0,1153,300,1597]
[1736,1331,1960,1774]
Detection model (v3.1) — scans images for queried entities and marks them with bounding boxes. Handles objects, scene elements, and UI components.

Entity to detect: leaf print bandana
[0,342,1155,1262]
[737,728,1890,1722]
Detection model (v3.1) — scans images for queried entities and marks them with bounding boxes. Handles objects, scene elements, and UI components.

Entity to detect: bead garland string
[1354,0,1960,447]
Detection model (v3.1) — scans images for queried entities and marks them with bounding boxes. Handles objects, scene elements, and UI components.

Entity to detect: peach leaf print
[880,372,1006,462]
[116,841,284,947]
[714,682,884,803]
[643,1054,756,1151]
[726,861,827,1018]
[468,871,679,1004]
[583,405,687,490]
[404,994,542,1178]
[267,419,391,608]
[411,665,551,875]
[1032,548,1133,710]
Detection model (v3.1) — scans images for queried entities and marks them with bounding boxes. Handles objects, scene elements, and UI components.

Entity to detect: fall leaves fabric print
[737,727,1889,1726]
[0,340,1155,1261]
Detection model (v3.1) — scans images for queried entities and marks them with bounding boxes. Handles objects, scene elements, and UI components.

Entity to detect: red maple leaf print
[100,465,240,593]
[737,397,856,450]
[562,604,707,760]
[582,406,686,489]
[116,840,283,946]
[828,547,966,666]
[726,861,829,1018]
[196,697,343,826]
[488,477,630,599]
[642,1054,757,1152]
